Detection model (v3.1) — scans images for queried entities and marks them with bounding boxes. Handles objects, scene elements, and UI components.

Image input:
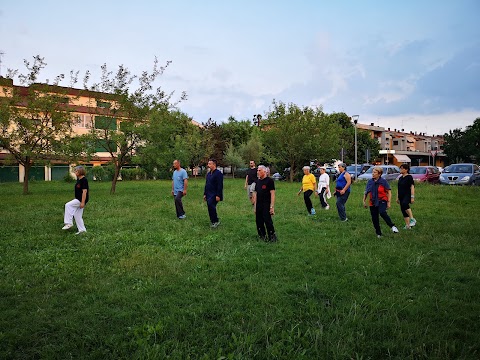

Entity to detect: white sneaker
[62,224,73,230]
[75,230,86,235]
[409,218,417,227]
[391,226,399,233]
[325,205,330,210]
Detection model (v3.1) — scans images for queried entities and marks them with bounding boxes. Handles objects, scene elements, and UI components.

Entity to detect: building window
[393,140,399,146]
[73,114,92,128]
[96,100,111,109]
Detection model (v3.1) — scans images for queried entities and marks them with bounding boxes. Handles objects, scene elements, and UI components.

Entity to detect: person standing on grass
[244,160,257,206]
[297,166,317,215]
[62,165,89,235]
[396,163,416,229]
[203,159,223,228]
[334,163,352,221]
[253,165,277,242]
[363,166,399,237]
[172,159,188,219]
[315,166,331,210]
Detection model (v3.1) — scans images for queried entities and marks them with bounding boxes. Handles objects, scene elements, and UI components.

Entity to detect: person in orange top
[297,166,317,215]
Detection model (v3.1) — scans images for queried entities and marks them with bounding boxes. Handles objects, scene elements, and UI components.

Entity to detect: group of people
[61,160,416,241]
[297,162,417,237]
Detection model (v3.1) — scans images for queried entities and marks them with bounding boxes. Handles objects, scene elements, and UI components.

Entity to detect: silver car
[439,163,480,185]
[357,165,401,181]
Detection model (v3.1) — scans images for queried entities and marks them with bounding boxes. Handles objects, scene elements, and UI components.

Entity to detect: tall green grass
[1,179,479,359]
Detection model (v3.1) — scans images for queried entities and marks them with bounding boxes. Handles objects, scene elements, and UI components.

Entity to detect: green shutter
[95,116,117,130]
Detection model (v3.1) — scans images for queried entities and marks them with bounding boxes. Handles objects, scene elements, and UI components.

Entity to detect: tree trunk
[22,158,32,195]
[23,163,30,195]
[110,163,121,195]
[289,161,295,182]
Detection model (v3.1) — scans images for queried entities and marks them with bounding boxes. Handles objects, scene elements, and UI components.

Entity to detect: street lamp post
[351,115,359,174]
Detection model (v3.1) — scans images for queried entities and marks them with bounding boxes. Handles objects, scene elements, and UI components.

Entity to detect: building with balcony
[357,122,445,167]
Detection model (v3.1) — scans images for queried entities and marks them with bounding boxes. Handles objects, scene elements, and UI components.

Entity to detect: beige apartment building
[0,77,131,182]
[357,122,445,167]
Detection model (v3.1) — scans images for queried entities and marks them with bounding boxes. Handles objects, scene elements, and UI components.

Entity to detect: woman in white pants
[315,167,331,210]
[63,166,89,234]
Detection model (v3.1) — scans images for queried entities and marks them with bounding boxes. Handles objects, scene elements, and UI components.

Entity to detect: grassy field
[1,178,479,359]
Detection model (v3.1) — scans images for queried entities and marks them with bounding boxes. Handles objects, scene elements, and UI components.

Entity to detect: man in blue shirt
[172,159,188,219]
[203,159,224,228]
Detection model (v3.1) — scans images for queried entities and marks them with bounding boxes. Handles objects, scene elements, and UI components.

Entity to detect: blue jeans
[336,192,350,221]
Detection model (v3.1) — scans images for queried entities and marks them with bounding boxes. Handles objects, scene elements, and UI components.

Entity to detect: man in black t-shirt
[253,165,277,242]
[245,160,258,205]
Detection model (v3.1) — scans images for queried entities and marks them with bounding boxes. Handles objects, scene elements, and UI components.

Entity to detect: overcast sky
[1,0,479,136]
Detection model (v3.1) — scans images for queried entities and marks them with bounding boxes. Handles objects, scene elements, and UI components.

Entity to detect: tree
[443,118,480,163]
[444,128,468,163]
[239,128,264,165]
[262,100,342,182]
[0,56,74,194]
[223,141,244,178]
[82,58,186,194]
[463,118,480,162]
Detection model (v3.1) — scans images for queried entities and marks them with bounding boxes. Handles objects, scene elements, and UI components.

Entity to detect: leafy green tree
[223,141,245,178]
[82,58,186,193]
[220,116,254,147]
[443,128,468,163]
[239,128,264,165]
[0,56,74,194]
[444,118,480,163]
[262,100,342,181]
[463,118,480,162]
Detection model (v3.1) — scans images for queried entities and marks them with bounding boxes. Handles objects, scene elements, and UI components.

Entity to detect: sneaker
[62,224,73,230]
[75,230,86,235]
[409,218,417,227]
[341,218,348,222]
[211,221,220,228]
[310,208,316,215]
[403,225,411,230]
[391,226,399,233]
[325,205,330,210]
[178,215,186,219]
[377,235,382,238]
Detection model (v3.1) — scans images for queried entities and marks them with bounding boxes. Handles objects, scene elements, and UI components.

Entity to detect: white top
[317,173,331,197]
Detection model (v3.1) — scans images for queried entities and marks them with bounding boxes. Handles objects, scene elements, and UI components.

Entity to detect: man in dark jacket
[203,159,224,228]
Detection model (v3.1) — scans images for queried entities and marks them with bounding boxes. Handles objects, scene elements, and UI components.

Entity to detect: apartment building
[1,77,131,182]
[357,122,445,167]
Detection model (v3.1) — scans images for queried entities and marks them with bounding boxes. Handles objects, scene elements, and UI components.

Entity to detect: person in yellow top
[297,166,317,215]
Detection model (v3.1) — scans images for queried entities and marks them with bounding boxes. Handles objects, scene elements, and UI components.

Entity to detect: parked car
[271,172,285,181]
[409,166,440,183]
[347,164,373,180]
[357,165,401,181]
[439,163,480,185]
[313,166,339,181]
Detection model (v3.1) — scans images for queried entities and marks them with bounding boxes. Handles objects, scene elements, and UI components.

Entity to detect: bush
[121,168,146,181]
[63,171,75,182]
[90,166,107,181]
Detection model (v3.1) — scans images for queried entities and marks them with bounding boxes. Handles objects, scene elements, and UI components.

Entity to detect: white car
[357,165,401,181]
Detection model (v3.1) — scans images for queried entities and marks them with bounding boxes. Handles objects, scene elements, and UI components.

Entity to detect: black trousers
[256,203,276,240]
[206,195,219,223]
[303,190,313,213]
[369,201,395,235]
[174,192,185,217]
